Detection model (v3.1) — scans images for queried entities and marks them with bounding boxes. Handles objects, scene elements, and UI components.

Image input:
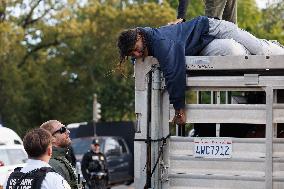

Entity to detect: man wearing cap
[81,139,108,188]
[40,120,79,189]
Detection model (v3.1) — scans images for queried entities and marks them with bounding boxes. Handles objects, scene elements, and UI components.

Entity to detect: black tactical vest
[88,153,105,172]
[6,167,55,189]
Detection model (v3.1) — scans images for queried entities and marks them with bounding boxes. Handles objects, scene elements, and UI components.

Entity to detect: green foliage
[0,0,283,135]
[237,0,262,32]
[0,1,176,135]
[259,1,284,43]
[164,0,204,19]
[165,0,179,10]
[185,0,205,19]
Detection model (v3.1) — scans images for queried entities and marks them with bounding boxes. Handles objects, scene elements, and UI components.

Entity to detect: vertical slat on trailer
[151,66,162,189]
[266,87,273,189]
[134,58,156,189]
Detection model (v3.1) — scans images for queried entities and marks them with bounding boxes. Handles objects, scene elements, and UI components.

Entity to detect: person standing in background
[169,0,237,25]
[81,139,108,188]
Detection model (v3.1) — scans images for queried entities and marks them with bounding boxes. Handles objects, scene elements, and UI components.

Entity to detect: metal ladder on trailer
[134,55,284,189]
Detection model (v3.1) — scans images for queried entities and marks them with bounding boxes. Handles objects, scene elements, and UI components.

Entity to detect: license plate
[194,138,232,158]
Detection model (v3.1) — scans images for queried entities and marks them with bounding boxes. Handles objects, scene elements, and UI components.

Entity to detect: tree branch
[17,35,81,68]
[18,39,60,68]
[21,0,42,28]
[23,7,52,27]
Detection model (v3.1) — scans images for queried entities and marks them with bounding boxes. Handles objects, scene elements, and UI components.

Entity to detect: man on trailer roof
[117,16,284,126]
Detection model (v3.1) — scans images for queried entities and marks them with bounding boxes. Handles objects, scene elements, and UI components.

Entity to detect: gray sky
[256,0,268,9]
[256,0,282,9]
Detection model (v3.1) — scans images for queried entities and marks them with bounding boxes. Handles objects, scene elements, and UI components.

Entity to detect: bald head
[40,120,71,148]
[40,120,60,133]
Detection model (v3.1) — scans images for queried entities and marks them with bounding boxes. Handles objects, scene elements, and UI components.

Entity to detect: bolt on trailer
[134,55,284,189]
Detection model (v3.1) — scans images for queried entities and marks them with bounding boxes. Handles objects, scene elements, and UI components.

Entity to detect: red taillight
[0,160,4,166]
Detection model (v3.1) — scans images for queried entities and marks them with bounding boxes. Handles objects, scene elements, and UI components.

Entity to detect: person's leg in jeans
[200,39,249,56]
[208,18,284,55]
[259,39,284,55]
[204,0,226,20]
[203,0,237,24]
[223,0,237,24]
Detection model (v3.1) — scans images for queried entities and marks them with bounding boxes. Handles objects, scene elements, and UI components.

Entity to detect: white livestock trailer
[134,55,284,189]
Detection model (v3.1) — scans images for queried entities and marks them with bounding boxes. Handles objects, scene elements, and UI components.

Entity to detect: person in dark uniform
[81,139,108,188]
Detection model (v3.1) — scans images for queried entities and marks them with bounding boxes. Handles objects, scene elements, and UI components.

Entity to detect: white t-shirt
[3,159,71,189]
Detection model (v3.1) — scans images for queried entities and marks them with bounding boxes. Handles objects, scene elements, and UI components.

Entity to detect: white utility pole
[93,94,101,122]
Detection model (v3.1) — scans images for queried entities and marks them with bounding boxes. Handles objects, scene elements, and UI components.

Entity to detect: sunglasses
[52,126,67,136]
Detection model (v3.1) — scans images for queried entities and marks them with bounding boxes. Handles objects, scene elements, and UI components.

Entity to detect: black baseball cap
[92,139,100,145]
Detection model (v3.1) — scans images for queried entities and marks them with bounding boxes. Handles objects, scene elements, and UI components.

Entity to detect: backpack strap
[33,167,55,189]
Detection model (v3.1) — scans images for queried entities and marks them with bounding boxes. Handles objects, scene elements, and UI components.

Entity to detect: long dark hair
[117,28,147,65]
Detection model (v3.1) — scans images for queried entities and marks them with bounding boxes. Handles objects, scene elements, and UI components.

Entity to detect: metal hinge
[244,74,259,85]
[152,69,163,90]
[135,113,142,133]
[160,160,169,182]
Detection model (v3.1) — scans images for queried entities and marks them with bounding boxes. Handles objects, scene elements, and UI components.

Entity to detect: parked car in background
[0,127,23,145]
[0,144,28,188]
[71,136,134,187]
[67,122,88,139]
